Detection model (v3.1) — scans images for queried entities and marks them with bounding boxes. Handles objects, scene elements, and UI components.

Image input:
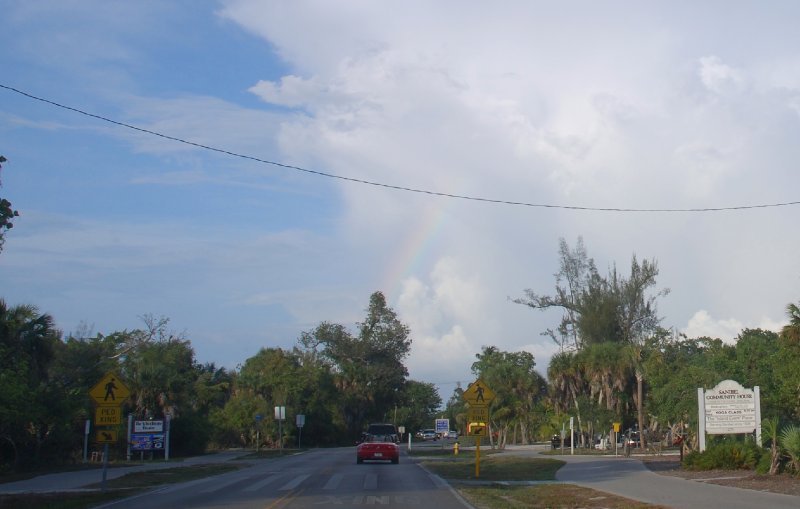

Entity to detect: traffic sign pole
[475,437,481,478]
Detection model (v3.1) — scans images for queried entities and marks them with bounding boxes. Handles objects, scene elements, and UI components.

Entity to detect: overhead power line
[3,83,799,213]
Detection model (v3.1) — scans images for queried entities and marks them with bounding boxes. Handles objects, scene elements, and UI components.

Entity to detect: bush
[683,440,762,471]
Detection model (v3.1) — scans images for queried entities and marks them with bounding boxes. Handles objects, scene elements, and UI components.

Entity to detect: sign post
[275,406,285,455]
[296,414,305,449]
[462,379,495,478]
[89,372,130,491]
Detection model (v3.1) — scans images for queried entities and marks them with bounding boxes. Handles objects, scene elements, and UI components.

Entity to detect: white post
[408,432,412,450]
[165,414,171,461]
[755,386,762,446]
[83,420,90,463]
[127,414,133,461]
[697,387,706,452]
[569,416,574,455]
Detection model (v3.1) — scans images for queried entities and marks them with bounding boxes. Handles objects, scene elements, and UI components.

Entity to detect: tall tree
[299,291,412,438]
[472,346,546,447]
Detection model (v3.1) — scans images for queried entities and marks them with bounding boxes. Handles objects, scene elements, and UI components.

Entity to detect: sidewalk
[0,450,246,494]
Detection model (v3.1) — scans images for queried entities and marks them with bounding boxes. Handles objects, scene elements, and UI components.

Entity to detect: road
[553,453,800,509]
[95,447,472,509]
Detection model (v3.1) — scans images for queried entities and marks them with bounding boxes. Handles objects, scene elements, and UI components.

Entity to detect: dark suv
[366,423,399,443]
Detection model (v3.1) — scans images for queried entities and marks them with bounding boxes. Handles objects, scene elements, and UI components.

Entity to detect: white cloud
[682,310,785,345]
[699,56,746,96]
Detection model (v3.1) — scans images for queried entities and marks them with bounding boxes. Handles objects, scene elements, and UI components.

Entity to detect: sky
[2,1,799,401]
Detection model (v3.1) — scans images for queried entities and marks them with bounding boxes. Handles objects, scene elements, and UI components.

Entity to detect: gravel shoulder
[641,455,800,497]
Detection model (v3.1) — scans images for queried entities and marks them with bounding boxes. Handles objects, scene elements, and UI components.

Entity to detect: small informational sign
[468,406,489,423]
[95,406,122,425]
[274,406,285,420]
[130,433,165,451]
[134,420,164,433]
[296,414,305,427]
[435,418,449,434]
[468,422,487,436]
[96,430,117,443]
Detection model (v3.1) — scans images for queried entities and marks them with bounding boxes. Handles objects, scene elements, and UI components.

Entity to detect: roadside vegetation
[2,232,800,481]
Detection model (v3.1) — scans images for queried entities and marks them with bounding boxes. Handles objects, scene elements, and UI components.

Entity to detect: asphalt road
[87,447,472,509]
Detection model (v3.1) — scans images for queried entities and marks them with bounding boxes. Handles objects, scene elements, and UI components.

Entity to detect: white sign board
[134,420,164,433]
[698,379,761,452]
[435,418,449,433]
[704,380,757,434]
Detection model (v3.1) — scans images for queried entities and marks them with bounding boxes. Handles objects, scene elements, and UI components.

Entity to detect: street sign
[468,422,487,437]
[435,418,449,434]
[96,429,117,443]
[95,406,122,425]
[89,372,130,405]
[468,406,489,423]
[462,379,495,406]
[134,420,164,433]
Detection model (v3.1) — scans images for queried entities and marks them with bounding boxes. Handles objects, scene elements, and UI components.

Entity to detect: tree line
[0,292,442,471]
[3,202,800,473]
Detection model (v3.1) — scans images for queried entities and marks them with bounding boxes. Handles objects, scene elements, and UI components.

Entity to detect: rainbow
[381,202,450,299]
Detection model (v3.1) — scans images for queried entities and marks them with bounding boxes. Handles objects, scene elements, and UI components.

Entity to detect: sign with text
[95,405,122,425]
[134,420,164,433]
[435,418,449,434]
[703,380,758,434]
[468,406,489,423]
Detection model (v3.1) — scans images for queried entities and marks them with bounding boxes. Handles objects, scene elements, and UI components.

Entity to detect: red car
[356,434,399,464]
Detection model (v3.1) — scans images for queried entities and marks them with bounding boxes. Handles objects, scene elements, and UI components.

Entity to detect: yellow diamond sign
[462,379,495,406]
[89,372,130,405]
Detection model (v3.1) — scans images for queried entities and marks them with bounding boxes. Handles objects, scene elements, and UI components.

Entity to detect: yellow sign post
[463,379,495,478]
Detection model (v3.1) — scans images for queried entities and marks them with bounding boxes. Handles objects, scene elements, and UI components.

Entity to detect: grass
[424,451,667,508]
[458,484,668,509]
[422,454,564,481]
[0,463,242,509]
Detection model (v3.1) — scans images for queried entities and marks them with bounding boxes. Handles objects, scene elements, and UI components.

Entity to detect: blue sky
[2,1,799,399]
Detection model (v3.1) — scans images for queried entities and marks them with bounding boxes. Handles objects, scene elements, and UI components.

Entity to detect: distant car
[357,434,399,464]
[365,423,399,443]
[447,430,458,439]
[421,429,437,440]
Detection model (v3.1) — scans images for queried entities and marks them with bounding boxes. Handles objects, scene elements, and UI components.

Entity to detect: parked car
[447,430,459,439]
[357,434,399,464]
[421,429,437,441]
[624,430,641,448]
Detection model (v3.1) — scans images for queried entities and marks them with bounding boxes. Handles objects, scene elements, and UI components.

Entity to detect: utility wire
[3,83,799,213]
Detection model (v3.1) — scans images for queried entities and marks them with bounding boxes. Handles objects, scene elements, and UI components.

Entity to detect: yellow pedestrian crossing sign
[89,372,130,405]
[462,379,495,406]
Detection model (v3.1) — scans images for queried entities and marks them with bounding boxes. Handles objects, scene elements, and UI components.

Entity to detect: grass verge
[0,463,242,509]
[422,454,563,481]
[458,484,668,509]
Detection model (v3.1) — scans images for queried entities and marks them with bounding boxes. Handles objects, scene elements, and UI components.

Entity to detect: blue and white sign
[435,418,449,434]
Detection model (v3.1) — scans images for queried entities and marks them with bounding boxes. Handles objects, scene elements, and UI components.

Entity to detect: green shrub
[683,440,762,471]
[779,425,800,474]
[755,449,773,474]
